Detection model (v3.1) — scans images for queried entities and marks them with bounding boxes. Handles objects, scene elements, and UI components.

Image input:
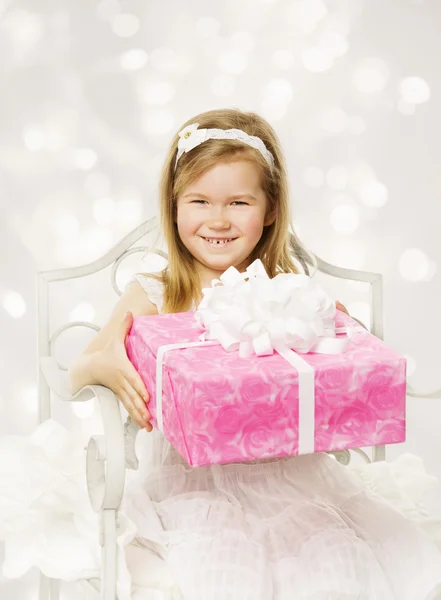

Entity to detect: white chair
[36,216,440,600]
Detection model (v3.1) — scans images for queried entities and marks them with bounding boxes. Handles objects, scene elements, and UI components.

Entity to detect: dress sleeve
[127,274,165,314]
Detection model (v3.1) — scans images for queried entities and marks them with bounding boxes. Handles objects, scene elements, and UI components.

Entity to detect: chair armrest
[407,383,441,399]
[39,356,141,514]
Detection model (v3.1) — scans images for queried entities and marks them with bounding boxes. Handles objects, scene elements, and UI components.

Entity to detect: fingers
[119,384,152,430]
[127,369,150,404]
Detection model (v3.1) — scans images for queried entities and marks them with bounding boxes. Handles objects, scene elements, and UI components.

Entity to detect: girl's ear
[264,209,276,226]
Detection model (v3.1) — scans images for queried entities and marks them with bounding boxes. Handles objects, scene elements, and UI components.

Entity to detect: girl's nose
[207,218,231,230]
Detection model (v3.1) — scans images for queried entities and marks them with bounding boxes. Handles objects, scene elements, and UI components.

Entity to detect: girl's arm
[67,280,158,429]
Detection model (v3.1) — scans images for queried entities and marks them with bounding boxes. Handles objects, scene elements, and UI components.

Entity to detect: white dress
[122,275,441,600]
[1,274,441,600]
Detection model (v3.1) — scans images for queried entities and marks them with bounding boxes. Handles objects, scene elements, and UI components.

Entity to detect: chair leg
[373,445,386,462]
[39,574,60,600]
[100,509,118,600]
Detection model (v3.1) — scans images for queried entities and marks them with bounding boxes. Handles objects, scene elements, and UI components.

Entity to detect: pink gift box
[126,311,406,467]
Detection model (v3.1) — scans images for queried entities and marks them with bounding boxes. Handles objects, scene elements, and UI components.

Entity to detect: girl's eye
[231,201,248,206]
[191,199,207,204]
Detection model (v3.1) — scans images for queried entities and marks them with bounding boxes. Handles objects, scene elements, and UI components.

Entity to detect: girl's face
[176,160,274,287]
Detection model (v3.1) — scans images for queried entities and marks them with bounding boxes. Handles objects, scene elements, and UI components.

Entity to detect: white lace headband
[175,123,275,171]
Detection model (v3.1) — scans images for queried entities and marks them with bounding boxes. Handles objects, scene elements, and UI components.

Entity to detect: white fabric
[2,274,441,599]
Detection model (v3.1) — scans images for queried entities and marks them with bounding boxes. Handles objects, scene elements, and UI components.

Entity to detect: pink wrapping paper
[126,311,406,467]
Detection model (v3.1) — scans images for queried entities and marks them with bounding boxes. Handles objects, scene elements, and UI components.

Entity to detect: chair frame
[36,216,441,600]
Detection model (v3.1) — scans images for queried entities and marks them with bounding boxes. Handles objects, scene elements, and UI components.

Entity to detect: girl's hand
[92,311,153,431]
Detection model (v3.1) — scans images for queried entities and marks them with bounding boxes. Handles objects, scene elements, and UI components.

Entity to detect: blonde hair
[154,108,315,313]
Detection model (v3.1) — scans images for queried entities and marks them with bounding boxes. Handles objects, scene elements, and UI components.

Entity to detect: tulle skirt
[2,420,441,600]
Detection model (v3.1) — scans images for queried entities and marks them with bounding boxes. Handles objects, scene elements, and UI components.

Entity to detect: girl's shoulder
[128,272,165,314]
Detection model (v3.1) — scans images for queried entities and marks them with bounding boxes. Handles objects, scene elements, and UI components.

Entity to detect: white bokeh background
[1,0,441,597]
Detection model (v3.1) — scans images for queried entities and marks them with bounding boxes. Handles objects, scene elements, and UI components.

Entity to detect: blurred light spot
[23,128,45,151]
[347,115,366,134]
[22,385,38,414]
[96,0,120,20]
[112,13,139,37]
[319,31,349,58]
[85,172,111,197]
[138,79,176,105]
[53,214,80,237]
[120,49,148,70]
[74,149,98,170]
[326,165,348,190]
[358,180,388,207]
[70,302,96,322]
[403,355,417,377]
[150,47,179,73]
[5,10,43,45]
[3,291,26,318]
[218,50,248,74]
[83,228,114,258]
[346,301,371,331]
[272,49,295,70]
[321,107,348,133]
[422,260,437,282]
[143,109,175,135]
[116,194,143,223]
[93,197,117,226]
[211,74,235,97]
[301,47,333,72]
[72,400,95,419]
[264,78,293,104]
[231,31,255,53]
[397,99,416,116]
[349,162,376,188]
[330,204,360,234]
[297,0,327,33]
[353,58,389,93]
[398,248,430,282]
[260,98,287,122]
[196,17,221,37]
[304,166,324,188]
[399,76,430,104]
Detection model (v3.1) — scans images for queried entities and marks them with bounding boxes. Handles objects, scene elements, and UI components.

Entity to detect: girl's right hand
[92,311,153,431]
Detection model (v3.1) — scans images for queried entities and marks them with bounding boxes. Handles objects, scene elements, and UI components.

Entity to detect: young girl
[60,108,441,598]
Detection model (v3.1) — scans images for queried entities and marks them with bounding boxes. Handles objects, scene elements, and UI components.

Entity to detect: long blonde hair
[155,108,315,313]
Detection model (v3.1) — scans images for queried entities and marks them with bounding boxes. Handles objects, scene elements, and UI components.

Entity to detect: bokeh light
[3,291,27,319]
[330,203,360,234]
[398,248,432,282]
[326,165,349,190]
[120,49,148,71]
[358,180,388,207]
[352,58,389,93]
[399,76,431,104]
[112,13,140,38]
[93,198,117,226]
[69,302,96,322]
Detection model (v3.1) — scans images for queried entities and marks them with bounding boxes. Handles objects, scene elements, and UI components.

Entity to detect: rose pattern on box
[126,310,406,467]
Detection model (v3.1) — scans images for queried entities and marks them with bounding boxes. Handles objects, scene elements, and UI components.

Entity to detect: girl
[67,108,441,599]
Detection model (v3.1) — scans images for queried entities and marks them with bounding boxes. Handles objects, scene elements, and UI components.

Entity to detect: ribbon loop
[195,259,349,356]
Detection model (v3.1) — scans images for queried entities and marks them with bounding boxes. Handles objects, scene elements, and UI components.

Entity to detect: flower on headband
[177,123,207,154]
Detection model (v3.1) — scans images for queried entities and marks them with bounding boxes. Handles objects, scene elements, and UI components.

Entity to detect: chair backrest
[37,216,383,447]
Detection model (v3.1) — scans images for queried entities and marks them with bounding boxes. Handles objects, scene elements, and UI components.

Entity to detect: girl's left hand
[336,301,349,315]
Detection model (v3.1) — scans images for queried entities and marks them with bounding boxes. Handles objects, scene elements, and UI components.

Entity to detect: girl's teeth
[206,238,232,244]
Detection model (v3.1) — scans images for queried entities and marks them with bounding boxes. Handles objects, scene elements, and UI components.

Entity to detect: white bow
[195,260,347,357]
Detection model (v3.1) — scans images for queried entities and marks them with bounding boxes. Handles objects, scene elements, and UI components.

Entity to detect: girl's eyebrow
[182,192,258,201]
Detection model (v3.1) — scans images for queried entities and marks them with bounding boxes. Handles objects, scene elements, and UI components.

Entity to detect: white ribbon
[195,259,348,357]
